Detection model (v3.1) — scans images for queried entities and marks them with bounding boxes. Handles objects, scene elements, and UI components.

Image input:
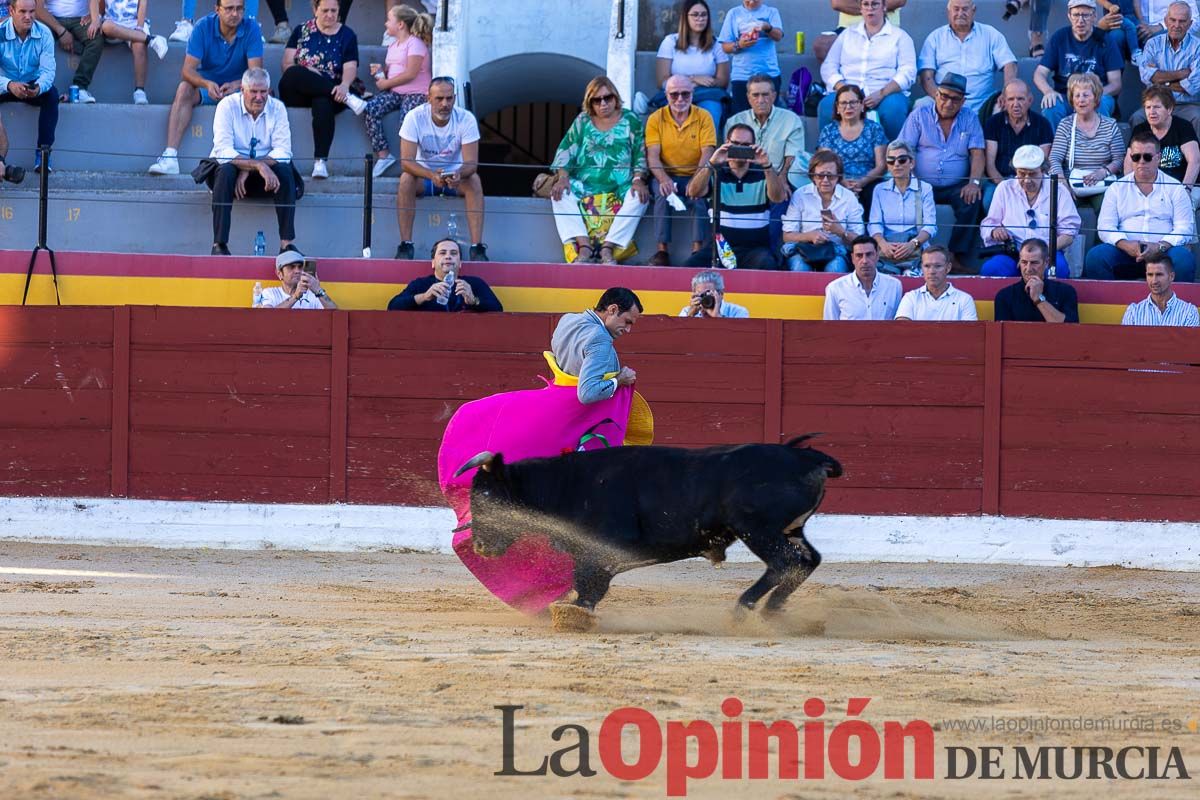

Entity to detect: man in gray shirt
[551,287,642,404]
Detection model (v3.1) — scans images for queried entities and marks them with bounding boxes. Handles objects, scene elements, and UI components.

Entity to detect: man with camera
[679,270,750,318]
[255,250,337,310]
[0,0,59,175]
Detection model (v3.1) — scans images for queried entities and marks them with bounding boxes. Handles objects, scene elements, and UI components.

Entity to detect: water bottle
[436,268,455,306]
[715,233,737,269]
[446,212,458,243]
[252,281,263,307]
[254,230,266,257]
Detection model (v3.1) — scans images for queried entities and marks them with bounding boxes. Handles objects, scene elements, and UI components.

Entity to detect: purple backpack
[786,67,812,116]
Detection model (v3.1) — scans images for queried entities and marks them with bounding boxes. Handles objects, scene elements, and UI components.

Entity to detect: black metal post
[616,0,626,38]
[1049,172,1059,277]
[363,153,374,258]
[22,145,59,306]
[439,0,449,31]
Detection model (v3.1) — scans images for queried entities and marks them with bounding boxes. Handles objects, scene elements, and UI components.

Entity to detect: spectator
[280,0,364,180]
[1134,3,1200,137]
[1139,0,1200,43]
[717,0,783,116]
[869,139,937,275]
[168,0,277,43]
[983,79,1054,210]
[1127,86,1199,205]
[813,0,905,64]
[652,0,729,128]
[94,0,170,105]
[387,238,502,312]
[551,287,641,405]
[819,0,916,140]
[1121,251,1200,324]
[1026,0,1052,59]
[0,0,57,173]
[1034,0,1122,130]
[981,144,1081,277]
[993,238,1079,322]
[362,3,432,178]
[205,67,297,256]
[35,0,103,103]
[1098,1,1142,61]
[899,72,985,266]
[1085,131,1197,281]
[549,77,649,265]
[255,250,338,309]
[1047,72,1124,212]
[917,0,1017,116]
[394,78,488,262]
[684,123,787,268]
[818,84,887,214]
[895,245,979,320]
[147,1,263,176]
[678,269,749,317]
[646,75,717,266]
[781,149,865,272]
[823,234,902,319]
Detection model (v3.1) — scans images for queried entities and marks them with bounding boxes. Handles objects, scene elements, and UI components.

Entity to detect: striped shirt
[1121,294,1200,326]
[1048,114,1124,178]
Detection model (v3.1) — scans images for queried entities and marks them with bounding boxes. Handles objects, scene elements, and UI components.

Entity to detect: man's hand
[615,366,637,387]
[258,163,280,193]
[657,178,675,198]
[431,169,447,190]
[305,273,323,296]
[709,143,730,166]
[1025,273,1045,303]
[864,91,883,109]
[56,29,75,52]
[1040,90,1063,110]
[1116,239,1143,259]
[751,146,771,169]
[294,274,313,299]
[892,240,916,260]
[1097,10,1122,31]
[961,181,981,204]
[205,80,225,100]
[454,278,476,306]
[86,18,102,39]
[419,280,450,305]
[991,225,1011,242]
[235,169,250,199]
[443,171,461,189]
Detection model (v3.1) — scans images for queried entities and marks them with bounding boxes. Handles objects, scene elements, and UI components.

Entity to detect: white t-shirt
[656,34,729,85]
[256,286,324,309]
[44,0,90,16]
[399,104,481,175]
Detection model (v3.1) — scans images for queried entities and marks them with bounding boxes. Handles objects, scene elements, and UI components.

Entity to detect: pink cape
[437,381,634,614]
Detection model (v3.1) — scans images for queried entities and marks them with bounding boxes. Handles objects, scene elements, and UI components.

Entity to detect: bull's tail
[784,433,843,479]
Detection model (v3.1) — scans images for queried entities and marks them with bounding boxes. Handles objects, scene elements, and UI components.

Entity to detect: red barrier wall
[1,308,1197,522]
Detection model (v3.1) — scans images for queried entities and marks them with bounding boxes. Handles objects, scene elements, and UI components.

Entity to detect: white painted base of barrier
[1,497,1198,571]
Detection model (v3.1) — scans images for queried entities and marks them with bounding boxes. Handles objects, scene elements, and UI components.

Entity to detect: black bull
[454,435,842,618]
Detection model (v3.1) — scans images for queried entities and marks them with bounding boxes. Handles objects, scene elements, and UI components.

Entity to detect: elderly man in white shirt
[917,0,1017,114]
[823,235,903,319]
[895,245,978,321]
[206,67,296,256]
[1084,130,1197,281]
[818,0,916,139]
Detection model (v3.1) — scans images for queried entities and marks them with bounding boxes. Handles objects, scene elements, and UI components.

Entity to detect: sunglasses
[886,155,911,164]
[667,91,693,99]
[1129,153,1157,162]
[591,93,617,105]
[812,172,839,181]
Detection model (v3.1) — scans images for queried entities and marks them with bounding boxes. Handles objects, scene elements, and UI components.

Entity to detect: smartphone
[726,145,757,160]
[301,259,318,276]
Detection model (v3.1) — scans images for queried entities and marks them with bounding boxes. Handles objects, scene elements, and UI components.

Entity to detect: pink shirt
[387,36,431,96]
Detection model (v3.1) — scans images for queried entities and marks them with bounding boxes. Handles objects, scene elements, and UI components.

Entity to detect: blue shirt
[917,23,1017,113]
[186,13,264,86]
[868,177,937,242]
[1138,32,1200,105]
[717,3,783,80]
[1121,294,1200,326]
[899,103,985,188]
[1040,26,1122,93]
[818,119,887,181]
[0,19,55,94]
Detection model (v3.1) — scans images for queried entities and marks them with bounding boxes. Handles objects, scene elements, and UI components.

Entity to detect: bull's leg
[736,570,780,610]
[550,563,613,633]
[736,533,808,615]
[763,534,821,615]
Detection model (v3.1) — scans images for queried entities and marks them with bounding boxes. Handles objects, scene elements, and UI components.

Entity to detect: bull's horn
[454,451,495,477]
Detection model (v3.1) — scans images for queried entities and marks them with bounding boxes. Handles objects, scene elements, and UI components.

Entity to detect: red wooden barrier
[1,307,1197,522]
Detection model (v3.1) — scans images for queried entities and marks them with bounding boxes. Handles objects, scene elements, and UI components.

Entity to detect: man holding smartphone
[255,251,337,309]
[0,0,60,174]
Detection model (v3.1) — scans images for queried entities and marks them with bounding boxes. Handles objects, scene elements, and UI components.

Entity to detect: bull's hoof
[550,602,597,633]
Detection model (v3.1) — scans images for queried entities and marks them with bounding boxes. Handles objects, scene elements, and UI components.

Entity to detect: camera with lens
[1001,0,1020,20]
[697,290,717,310]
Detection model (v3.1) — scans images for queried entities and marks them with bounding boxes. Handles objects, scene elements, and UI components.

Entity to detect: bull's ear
[454,451,495,477]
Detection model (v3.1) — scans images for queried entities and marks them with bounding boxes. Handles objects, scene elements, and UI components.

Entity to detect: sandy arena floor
[0,542,1198,799]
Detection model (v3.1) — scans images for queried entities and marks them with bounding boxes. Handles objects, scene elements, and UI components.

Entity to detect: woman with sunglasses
[549,77,650,264]
[868,141,936,275]
[652,0,730,128]
[818,84,888,216]
[981,144,1080,277]
[780,149,865,272]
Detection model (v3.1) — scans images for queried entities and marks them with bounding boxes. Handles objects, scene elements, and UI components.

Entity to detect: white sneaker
[372,155,396,177]
[344,93,366,115]
[133,89,149,105]
[312,159,329,179]
[149,34,168,59]
[269,21,290,44]
[168,19,192,43]
[632,91,649,116]
[148,153,179,175]
[74,87,96,104]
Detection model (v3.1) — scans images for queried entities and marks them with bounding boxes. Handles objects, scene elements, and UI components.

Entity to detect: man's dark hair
[921,244,952,265]
[595,287,643,313]
[429,237,460,258]
[1129,130,1161,152]
[726,123,756,143]
[1144,250,1175,272]
[1019,237,1049,262]
[849,234,878,252]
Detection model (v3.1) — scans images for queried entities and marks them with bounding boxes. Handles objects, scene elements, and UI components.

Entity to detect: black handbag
[978,240,1018,259]
[793,240,837,266]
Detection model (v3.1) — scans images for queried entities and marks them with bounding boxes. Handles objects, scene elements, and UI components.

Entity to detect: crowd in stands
[0,0,1198,326]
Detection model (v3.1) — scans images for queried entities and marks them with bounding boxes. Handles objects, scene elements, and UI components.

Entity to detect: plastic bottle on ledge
[446,212,458,243]
[252,281,263,307]
[715,233,737,269]
[254,230,266,257]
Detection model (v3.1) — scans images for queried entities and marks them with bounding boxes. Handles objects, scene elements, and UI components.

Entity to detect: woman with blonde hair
[364,4,434,177]
[1047,72,1123,212]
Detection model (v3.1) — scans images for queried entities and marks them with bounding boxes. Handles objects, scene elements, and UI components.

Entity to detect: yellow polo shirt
[645,105,718,177]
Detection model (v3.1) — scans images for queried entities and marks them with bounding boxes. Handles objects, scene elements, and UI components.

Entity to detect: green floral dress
[551,110,648,198]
